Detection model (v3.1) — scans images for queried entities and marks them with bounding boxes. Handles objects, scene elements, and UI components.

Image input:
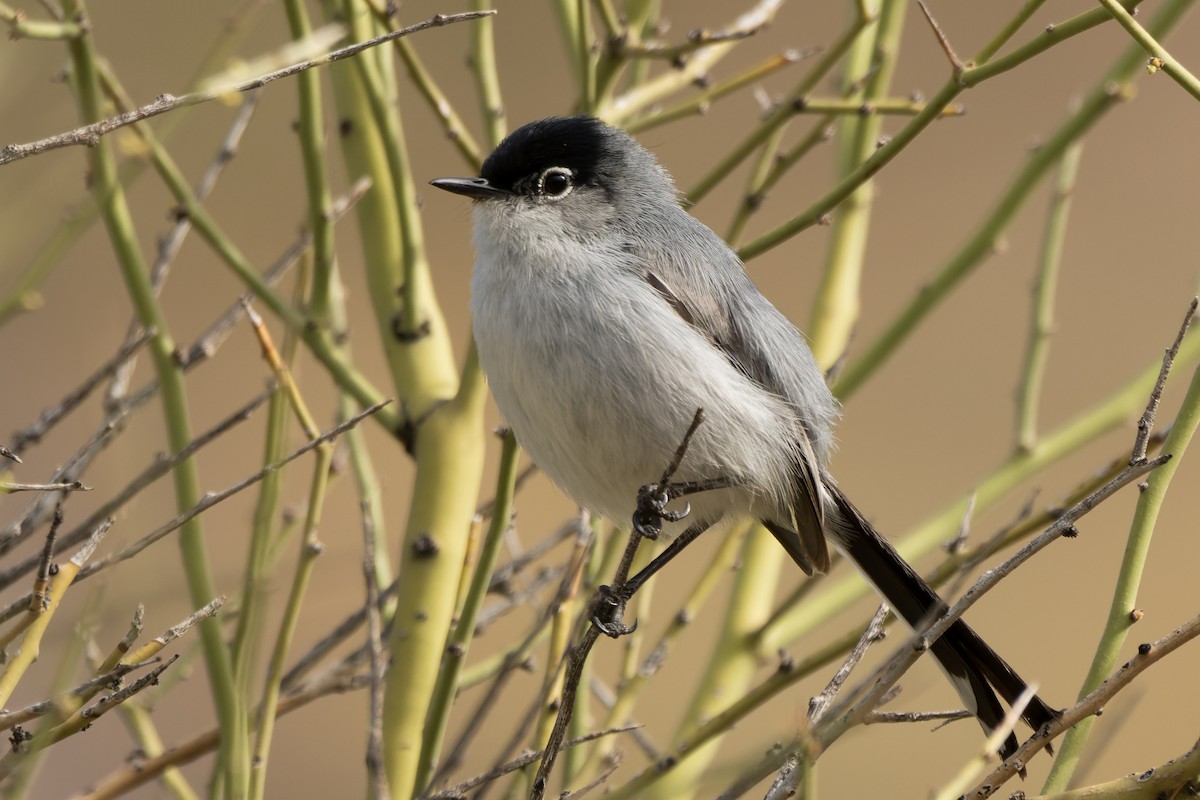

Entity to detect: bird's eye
[538,167,574,199]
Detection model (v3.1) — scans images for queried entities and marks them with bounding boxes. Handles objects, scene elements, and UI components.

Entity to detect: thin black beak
[429,176,509,200]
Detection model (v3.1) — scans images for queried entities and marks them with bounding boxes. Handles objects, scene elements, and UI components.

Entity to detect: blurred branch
[831,0,1180,400]
[602,0,788,123]
[736,0,1152,259]
[0,1,81,39]
[624,48,814,134]
[1016,142,1084,452]
[684,6,875,204]
[1100,0,1200,103]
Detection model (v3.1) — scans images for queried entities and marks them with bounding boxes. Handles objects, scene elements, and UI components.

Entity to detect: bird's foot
[590,584,637,638]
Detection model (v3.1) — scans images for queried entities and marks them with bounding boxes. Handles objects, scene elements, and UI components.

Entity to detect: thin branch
[0,481,89,493]
[931,687,1037,800]
[0,11,496,166]
[0,175,368,564]
[0,388,272,582]
[121,597,225,665]
[807,604,889,725]
[862,709,973,725]
[1016,142,1084,452]
[618,24,767,60]
[278,578,400,692]
[71,401,388,582]
[965,612,1200,797]
[624,48,815,134]
[916,0,964,76]
[1132,297,1196,463]
[0,658,158,731]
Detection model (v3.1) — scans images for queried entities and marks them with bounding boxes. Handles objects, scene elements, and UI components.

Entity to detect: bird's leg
[593,434,739,636]
[631,476,739,540]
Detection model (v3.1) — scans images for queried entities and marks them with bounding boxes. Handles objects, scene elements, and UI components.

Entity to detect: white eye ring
[538,167,574,199]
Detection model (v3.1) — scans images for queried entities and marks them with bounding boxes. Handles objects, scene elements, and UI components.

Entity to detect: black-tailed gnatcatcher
[431,116,1056,759]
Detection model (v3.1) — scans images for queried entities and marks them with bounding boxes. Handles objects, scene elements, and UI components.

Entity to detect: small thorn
[916,0,964,78]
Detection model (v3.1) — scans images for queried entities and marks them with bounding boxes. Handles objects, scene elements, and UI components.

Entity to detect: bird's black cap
[432,116,676,206]
[479,116,610,193]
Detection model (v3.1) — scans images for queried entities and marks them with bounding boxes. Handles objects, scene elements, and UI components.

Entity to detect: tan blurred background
[1,1,1199,797]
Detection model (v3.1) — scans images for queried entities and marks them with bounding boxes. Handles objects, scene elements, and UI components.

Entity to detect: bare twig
[965,612,1200,797]
[31,501,65,611]
[43,403,384,592]
[808,605,889,725]
[0,12,496,166]
[1100,0,1200,103]
[122,597,225,665]
[0,388,272,584]
[81,656,179,722]
[434,529,590,786]
[0,481,89,493]
[619,25,766,60]
[863,708,973,725]
[476,463,538,518]
[931,687,1037,800]
[0,658,158,732]
[1133,297,1196,462]
[916,0,964,76]
[0,173,365,561]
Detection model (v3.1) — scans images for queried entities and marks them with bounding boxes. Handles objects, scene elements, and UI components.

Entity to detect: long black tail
[821,483,1058,760]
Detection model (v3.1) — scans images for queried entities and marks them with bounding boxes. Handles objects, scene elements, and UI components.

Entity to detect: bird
[430,115,1057,760]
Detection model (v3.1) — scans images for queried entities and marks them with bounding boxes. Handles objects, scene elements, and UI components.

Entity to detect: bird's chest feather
[470,244,690,517]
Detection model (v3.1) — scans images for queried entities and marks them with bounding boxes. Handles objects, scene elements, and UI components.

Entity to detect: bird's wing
[637,215,834,572]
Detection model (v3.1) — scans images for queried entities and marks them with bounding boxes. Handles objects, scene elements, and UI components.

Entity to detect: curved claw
[592,614,638,638]
[659,500,690,523]
[633,514,662,540]
[591,584,637,638]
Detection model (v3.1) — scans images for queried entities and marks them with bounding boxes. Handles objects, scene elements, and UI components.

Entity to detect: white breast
[469,205,801,530]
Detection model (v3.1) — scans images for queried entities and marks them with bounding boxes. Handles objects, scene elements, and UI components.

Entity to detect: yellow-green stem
[416,431,520,792]
[1016,142,1083,451]
[283,0,336,322]
[61,6,247,795]
[471,0,507,146]
[249,444,332,800]
[382,345,487,799]
[808,0,906,367]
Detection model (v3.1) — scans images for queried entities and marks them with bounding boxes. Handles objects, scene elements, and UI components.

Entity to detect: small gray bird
[431,116,1056,759]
